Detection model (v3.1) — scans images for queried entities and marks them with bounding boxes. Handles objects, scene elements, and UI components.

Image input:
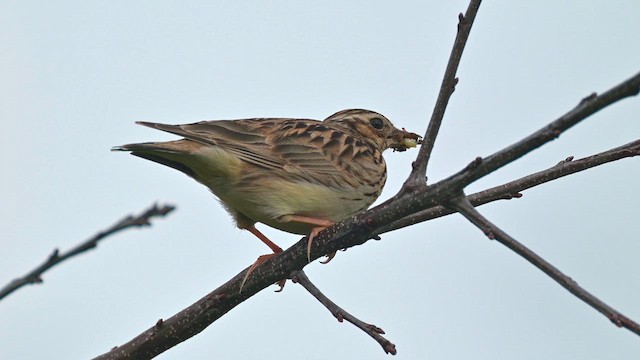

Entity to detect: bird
[112,109,421,291]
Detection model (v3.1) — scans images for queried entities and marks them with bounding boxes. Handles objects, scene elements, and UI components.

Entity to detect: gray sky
[2,1,639,359]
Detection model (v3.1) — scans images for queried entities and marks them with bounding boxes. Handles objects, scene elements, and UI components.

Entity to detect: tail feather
[112,139,203,179]
[129,151,197,178]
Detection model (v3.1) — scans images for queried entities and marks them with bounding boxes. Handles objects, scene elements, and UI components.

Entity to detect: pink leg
[281,215,335,263]
[241,226,285,293]
[247,226,283,253]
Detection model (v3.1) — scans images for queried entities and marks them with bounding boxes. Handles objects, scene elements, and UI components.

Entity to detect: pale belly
[211,177,375,235]
[189,143,382,235]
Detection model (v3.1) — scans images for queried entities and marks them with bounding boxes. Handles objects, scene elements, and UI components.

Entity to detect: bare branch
[380,139,640,234]
[404,0,482,189]
[0,203,176,301]
[443,73,640,191]
[92,71,640,360]
[90,0,640,356]
[291,270,397,355]
[126,125,624,357]
[357,73,640,254]
[447,195,640,335]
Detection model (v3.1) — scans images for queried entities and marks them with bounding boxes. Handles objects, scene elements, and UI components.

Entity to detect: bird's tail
[112,140,202,178]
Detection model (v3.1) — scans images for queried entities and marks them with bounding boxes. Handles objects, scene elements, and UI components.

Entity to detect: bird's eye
[369,117,384,130]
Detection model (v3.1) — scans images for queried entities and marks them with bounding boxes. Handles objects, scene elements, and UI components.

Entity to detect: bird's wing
[137,119,287,170]
[267,121,375,188]
[137,119,361,188]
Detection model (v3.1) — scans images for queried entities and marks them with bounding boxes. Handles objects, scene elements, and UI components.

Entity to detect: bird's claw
[319,252,337,264]
[240,253,286,293]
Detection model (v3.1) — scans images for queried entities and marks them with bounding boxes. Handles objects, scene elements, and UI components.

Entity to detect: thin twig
[290,270,397,355]
[0,203,176,301]
[380,139,640,234]
[448,195,640,335]
[442,72,640,191]
[404,0,482,189]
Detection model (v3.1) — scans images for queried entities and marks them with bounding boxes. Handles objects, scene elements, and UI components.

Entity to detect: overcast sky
[2,1,639,359]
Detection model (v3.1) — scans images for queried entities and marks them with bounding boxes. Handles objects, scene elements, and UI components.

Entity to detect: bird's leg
[281,215,335,264]
[248,226,283,253]
[240,226,286,293]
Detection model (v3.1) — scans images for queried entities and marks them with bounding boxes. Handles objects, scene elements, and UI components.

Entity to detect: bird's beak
[389,128,423,152]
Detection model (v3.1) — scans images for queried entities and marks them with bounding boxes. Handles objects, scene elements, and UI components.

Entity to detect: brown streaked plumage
[113,109,421,290]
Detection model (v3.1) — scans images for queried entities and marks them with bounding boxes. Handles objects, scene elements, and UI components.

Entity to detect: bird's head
[323,109,422,152]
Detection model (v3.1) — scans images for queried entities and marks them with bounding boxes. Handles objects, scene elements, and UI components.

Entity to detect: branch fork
[86,0,640,357]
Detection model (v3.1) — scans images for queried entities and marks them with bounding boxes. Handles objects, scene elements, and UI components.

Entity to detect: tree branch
[0,203,176,301]
[447,195,640,335]
[290,270,397,355]
[379,139,640,234]
[91,70,640,358]
[404,0,482,189]
[368,71,640,236]
[91,1,640,356]
[443,73,640,191]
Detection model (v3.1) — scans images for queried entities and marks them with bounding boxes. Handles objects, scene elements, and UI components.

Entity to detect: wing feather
[137,118,367,189]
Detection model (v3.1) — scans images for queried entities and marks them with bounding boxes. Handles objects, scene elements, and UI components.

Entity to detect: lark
[113,109,421,290]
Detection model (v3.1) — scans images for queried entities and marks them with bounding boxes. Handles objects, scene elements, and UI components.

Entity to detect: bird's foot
[306,226,329,263]
[240,252,286,293]
[319,251,337,264]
